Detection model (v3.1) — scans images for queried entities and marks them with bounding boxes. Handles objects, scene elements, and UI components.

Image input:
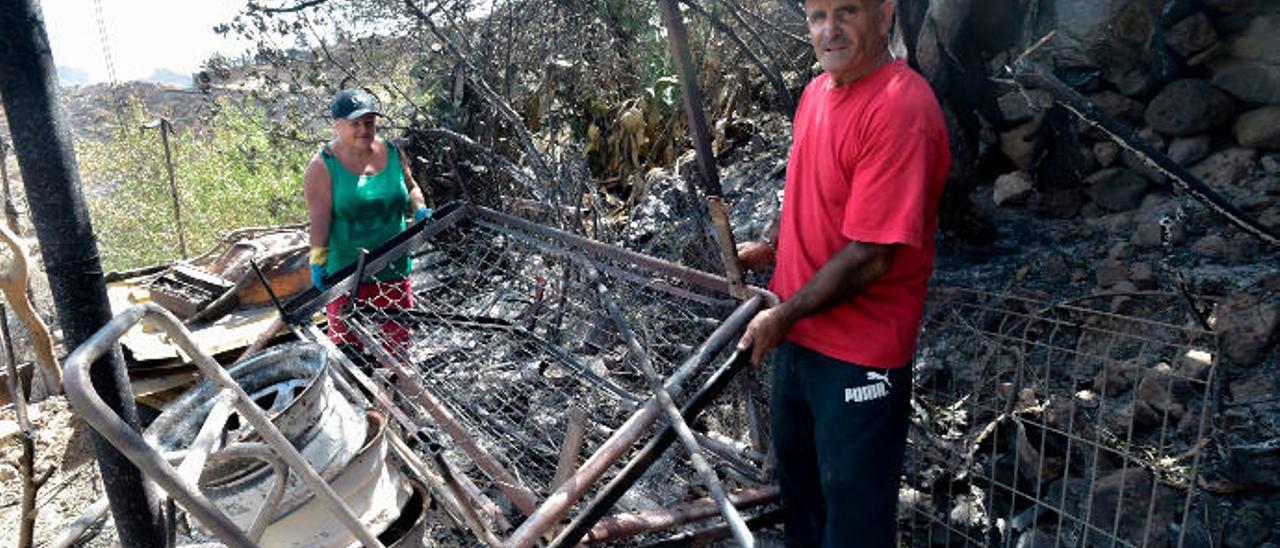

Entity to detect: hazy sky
[39,0,250,83]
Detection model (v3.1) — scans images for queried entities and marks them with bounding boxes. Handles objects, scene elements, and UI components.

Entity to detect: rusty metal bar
[641,507,786,547]
[581,254,754,546]
[584,486,779,545]
[506,294,763,547]
[346,319,543,517]
[548,349,755,548]
[552,403,589,490]
[657,0,748,299]
[63,304,387,548]
[474,207,774,303]
[386,431,506,547]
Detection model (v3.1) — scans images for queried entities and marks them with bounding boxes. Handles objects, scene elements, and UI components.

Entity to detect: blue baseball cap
[330,89,382,120]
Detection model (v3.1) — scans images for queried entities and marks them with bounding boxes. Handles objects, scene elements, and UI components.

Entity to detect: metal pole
[146,118,187,258]
[658,0,748,299]
[0,1,169,545]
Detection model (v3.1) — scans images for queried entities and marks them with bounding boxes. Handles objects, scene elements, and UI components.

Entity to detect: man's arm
[737,240,896,365]
[737,214,782,272]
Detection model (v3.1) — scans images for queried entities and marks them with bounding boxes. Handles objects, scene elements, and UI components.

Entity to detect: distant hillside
[146,68,192,88]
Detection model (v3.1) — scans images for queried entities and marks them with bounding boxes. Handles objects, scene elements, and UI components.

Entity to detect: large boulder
[1215,273,1280,366]
[1229,14,1280,66]
[1235,106,1280,150]
[1144,79,1236,136]
[1085,168,1149,211]
[1211,61,1280,105]
[1166,12,1219,57]
[1052,0,1170,96]
[1189,147,1259,187]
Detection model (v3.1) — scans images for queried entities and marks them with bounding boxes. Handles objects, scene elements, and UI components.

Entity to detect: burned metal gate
[284,203,777,545]
[903,288,1218,547]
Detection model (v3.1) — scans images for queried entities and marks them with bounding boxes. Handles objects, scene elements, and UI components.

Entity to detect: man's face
[334,114,378,147]
[804,0,894,84]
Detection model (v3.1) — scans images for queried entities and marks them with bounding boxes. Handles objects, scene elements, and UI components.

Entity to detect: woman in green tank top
[302,89,431,348]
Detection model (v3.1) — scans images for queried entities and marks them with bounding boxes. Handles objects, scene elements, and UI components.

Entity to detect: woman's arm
[399,145,427,214]
[302,154,332,249]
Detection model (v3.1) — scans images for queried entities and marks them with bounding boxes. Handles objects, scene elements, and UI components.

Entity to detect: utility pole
[142,118,188,258]
[0,0,169,545]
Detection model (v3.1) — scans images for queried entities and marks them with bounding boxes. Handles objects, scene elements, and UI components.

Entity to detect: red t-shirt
[770,60,950,368]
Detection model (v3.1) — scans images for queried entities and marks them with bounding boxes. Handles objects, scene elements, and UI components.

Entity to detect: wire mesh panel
[904,288,1217,548]
[291,204,770,537]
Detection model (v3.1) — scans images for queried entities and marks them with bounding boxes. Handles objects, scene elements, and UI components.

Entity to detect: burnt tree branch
[1011,61,1279,247]
[247,0,330,14]
[678,0,794,111]
[411,127,542,199]
[403,0,557,197]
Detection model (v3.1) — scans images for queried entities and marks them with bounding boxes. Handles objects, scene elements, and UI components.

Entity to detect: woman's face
[334,113,378,147]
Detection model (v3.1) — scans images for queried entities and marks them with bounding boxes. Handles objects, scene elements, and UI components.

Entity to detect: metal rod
[0,2,167,543]
[507,295,763,548]
[582,254,754,547]
[552,403,589,490]
[386,431,506,547]
[640,507,786,547]
[548,350,756,548]
[346,320,543,517]
[63,304,387,548]
[150,118,188,258]
[584,486,779,545]
[657,0,749,298]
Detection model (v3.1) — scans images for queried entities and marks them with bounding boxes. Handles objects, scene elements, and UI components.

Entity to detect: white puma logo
[845,370,893,403]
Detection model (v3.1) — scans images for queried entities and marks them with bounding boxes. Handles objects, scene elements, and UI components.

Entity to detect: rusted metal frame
[306,324,511,539]
[1010,61,1278,247]
[507,295,764,548]
[548,349,757,548]
[63,304,387,548]
[344,319,543,517]
[658,0,749,300]
[282,200,472,323]
[579,253,754,546]
[474,207,776,304]
[476,220,738,311]
[584,486,779,545]
[374,307,644,404]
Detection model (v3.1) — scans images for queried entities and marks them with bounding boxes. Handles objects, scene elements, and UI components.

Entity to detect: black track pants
[770,341,912,548]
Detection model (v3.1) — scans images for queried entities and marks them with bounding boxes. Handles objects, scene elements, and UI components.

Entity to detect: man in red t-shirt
[736,0,950,545]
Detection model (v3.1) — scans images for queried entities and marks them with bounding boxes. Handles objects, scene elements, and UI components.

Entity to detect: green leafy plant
[78,97,313,271]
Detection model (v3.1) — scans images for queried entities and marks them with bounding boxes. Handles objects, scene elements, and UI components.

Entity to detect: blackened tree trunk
[0,0,167,545]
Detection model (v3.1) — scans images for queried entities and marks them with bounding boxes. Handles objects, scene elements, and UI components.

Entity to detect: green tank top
[322,140,411,281]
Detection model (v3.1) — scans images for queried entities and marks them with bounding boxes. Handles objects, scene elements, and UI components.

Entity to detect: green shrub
[78,98,313,271]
